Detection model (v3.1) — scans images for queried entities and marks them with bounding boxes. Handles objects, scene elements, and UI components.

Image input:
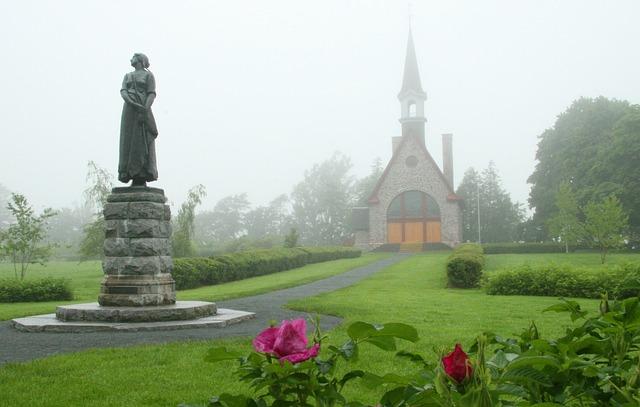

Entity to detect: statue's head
[130,53,150,69]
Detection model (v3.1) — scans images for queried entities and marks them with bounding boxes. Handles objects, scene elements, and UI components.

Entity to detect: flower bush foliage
[195,318,418,406]
[190,296,640,406]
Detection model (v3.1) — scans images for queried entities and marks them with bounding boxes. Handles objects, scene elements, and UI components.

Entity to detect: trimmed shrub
[611,263,640,298]
[0,278,73,302]
[485,262,640,299]
[172,247,362,290]
[446,243,485,288]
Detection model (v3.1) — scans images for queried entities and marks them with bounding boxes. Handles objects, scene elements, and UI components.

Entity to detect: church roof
[367,135,462,204]
[398,30,424,97]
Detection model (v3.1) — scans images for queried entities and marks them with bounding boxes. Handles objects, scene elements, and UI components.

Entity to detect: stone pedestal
[56,301,217,323]
[98,187,176,306]
[10,186,260,333]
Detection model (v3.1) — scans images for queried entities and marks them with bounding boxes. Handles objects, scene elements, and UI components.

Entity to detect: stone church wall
[368,135,462,248]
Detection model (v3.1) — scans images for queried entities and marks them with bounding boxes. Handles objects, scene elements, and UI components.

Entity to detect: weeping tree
[79,161,114,260]
[172,185,207,258]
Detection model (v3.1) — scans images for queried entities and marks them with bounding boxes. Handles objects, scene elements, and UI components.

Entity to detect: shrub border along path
[0,254,407,365]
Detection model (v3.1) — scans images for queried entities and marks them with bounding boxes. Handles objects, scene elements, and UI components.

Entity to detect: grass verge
[0,253,389,321]
[176,253,390,302]
[483,252,639,272]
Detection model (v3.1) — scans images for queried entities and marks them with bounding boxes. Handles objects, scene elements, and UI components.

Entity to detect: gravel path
[0,254,407,365]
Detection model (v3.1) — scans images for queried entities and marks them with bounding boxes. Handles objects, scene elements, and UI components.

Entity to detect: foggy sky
[1,1,639,213]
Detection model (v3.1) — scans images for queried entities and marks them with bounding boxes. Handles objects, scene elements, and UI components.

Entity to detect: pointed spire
[399,29,424,96]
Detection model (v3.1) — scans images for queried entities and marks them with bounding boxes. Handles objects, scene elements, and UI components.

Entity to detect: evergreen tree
[456,168,481,243]
[456,163,523,243]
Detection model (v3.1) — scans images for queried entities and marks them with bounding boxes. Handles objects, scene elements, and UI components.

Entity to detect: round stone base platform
[12,307,255,333]
[56,301,216,323]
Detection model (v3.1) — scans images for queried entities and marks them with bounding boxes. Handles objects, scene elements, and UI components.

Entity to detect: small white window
[408,102,417,117]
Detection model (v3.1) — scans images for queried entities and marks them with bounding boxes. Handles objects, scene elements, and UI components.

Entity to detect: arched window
[408,102,417,117]
[387,191,440,220]
[386,191,441,243]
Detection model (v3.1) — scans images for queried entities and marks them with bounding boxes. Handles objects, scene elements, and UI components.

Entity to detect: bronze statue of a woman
[118,53,158,186]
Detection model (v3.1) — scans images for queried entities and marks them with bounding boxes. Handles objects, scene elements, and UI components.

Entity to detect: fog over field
[0,0,638,211]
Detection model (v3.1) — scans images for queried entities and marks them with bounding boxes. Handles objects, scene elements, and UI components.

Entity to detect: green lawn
[0,253,389,320]
[0,260,102,299]
[1,252,627,406]
[484,252,639,272]
[0,260,103,321]
[176,253,390,303]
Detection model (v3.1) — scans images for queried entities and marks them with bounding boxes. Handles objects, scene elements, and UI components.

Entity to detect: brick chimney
[442,133,454,189]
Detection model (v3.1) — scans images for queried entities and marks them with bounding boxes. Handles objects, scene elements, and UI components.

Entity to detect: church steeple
[398,29,427,143]
[399,29,424,96]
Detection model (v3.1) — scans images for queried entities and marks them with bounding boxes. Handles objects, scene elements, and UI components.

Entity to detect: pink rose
[253,319,320,364]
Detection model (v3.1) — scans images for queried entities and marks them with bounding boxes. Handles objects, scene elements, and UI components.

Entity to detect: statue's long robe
[118,70,158,183]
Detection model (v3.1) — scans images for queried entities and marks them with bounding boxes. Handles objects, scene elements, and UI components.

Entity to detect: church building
[353,31,463,250]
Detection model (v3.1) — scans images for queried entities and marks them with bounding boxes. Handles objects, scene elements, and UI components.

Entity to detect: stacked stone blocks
[99,187,176,307]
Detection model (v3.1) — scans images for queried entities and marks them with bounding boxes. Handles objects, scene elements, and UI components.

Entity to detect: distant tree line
[456,97,636,251]
[190,152,382,255]
[0,152,384,260]
[2,96,636,260]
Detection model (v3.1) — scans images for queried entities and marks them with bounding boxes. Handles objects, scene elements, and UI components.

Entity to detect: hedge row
[446,243,485,288]
[485,263,640,299]
[173,247,361,290]
[481,243,567,254]
[0,278,74,303]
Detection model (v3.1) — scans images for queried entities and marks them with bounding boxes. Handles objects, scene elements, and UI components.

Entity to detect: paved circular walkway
[0,254,407,365]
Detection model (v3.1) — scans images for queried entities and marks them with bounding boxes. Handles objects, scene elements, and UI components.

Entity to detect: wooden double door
[387,220,441,243]
[386,190,442,244]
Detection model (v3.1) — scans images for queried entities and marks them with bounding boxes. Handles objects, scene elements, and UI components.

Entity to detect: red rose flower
[442,343,472,382]
[253,319,320,364]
